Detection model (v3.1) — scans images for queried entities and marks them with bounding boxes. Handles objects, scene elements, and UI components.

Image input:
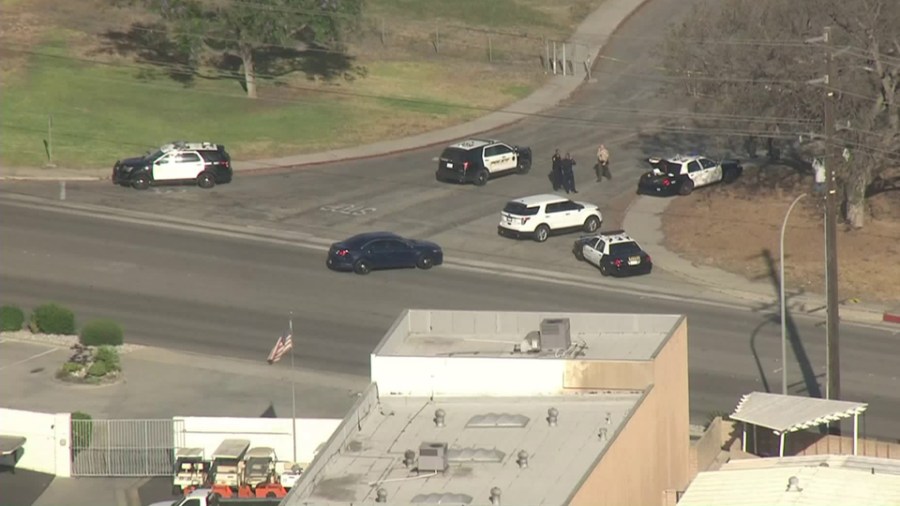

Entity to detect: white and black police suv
[435,138,532,186]
[112,141,233,190]
[572,229,653,277]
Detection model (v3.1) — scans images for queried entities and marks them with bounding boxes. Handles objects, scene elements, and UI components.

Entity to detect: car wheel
[353,259,371,275]
[599,263,610,277]
[517,159,531,174]
[679,179,694,195]
[583,216,601,233]
[574,248,584,261]
[473,169,489,186]
[197,171,216,189]
[132,175,150,190]
[416,255,434,270]
[533,224,550,243]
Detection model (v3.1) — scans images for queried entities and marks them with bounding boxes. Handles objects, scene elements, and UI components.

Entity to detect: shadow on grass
[93,22,366,90]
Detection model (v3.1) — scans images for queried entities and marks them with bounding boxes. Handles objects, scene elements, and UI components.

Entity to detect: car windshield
[440,148,468,163]
[144,150,163,161]
[503,202,539,216]
[609,242,643,256]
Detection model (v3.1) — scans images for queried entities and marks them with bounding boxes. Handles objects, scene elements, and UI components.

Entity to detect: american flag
[267,334,293,364]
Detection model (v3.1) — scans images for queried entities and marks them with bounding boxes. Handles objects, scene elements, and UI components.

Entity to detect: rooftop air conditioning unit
[418,442,448,473]
[540,318,571,351]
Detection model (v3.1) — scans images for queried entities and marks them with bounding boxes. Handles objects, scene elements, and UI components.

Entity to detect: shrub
[79,319,123,346]
[87,361,108,377]
[71,412,93,455]
[61,362,83,374]
[0,305,25,331]
[94,346,121,372]
[31,303,76,335]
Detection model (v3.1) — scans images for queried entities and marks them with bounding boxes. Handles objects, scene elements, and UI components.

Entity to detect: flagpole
[289,312,297,464]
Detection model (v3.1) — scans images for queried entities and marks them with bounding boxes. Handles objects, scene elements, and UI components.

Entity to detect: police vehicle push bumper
[435,166,473,184]
[602,257,653,277]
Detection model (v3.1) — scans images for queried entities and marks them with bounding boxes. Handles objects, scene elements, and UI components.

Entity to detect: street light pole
[822,26,841,401]
[781,193,807,395]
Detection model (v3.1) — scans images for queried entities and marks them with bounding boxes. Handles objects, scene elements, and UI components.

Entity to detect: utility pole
[822,26,841,402]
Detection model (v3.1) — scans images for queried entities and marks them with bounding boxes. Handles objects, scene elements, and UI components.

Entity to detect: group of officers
[549,144,612,194]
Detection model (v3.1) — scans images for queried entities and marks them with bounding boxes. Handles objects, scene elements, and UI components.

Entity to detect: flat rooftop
[374,310,683,361]
[284,389,645,506]
[679,455,900,506]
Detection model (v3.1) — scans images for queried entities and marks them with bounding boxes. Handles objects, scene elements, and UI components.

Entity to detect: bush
[61,362,82,374]
[94,346,121,372]
[0,305,25,331]
[71,412,92,456]
[79,319,123,346]
[87,361,108,377]
[31,303,76,335]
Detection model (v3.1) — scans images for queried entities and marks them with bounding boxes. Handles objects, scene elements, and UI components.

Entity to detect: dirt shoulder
[660,165,900,307]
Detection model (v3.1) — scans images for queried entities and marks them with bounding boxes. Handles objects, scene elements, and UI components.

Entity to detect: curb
[0,0,651,181]
[885,310,900,325]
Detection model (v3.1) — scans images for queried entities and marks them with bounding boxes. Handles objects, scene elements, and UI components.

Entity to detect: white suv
[497,194,603,242]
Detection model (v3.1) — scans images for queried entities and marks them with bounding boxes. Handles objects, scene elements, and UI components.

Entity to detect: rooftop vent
[375,487,387,503]
[519,331,542,353]
[490,486,502,506]
[448,447,506,463]
[786,476,803,492]
[516,450,529,469]
[547,408,559,427]
[540,318,571,351]
[434,409,446,428]
[412,493,474,504]
[418,442,448,472]
[466,413,530,428]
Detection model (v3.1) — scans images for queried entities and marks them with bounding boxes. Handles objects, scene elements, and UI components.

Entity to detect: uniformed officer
[550,149,562,191]
[562,152,577,193]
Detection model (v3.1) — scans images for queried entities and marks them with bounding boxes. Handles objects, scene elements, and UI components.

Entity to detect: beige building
[283,310,690,506]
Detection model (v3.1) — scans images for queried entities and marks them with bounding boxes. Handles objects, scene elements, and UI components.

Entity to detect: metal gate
[71,418,184,476]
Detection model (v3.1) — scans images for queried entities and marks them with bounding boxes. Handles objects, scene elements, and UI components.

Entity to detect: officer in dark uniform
[562,152,577,193]
[550,149,562,191]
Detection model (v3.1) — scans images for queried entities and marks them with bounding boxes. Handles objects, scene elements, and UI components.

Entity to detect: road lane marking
[1,193,894,333]
[0,347,59,371]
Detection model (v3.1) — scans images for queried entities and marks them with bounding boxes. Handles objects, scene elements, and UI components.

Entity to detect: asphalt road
[2,199,898,440]
[0,0,702,281]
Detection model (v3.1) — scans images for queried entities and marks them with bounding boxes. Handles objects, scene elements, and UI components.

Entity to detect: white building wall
[371,355,566,396]
[0,408,71,476]
[174,417,340,465]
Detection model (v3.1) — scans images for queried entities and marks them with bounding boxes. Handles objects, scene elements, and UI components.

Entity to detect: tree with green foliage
[125,0,363,98]
[661,0,899,229]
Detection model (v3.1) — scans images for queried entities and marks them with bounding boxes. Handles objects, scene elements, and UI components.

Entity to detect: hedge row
[1,303,124,346]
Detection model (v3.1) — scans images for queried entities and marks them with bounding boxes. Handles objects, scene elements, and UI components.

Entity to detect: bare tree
[662,0,900,228]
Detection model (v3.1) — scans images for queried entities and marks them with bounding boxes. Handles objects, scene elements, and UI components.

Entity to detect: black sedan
[326,232,443,275]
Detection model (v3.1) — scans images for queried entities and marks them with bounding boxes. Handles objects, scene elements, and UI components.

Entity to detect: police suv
[435,138,532,186]
[572,229,653,277]
[112,141,233,190]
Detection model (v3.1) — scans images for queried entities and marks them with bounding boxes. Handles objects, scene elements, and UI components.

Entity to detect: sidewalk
[0,0,648,182]
[623,196,899,326]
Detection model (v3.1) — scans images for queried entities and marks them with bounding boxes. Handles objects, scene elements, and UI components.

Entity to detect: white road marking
[0,347,59,371]
[0,193,893,332]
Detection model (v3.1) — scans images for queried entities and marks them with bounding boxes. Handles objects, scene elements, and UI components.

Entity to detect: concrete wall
[372,355,566,396]
[564,359,653,390]
[568,319,690,506]
[174,416,341,466]
[0,408,71,476]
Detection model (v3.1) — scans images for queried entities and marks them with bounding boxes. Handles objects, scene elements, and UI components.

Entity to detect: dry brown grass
[662,168,900,306]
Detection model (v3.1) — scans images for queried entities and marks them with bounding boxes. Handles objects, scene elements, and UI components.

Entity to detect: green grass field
[1,0,600,168]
